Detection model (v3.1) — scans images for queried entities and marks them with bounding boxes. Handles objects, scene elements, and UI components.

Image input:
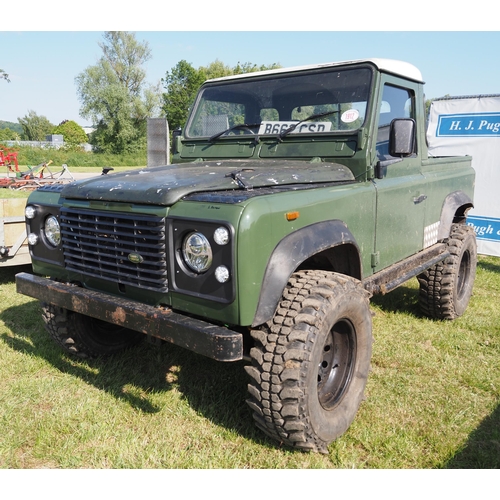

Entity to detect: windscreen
[186,66,373,139]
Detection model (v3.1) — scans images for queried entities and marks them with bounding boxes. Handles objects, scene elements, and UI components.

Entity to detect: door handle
[413,194,427,204]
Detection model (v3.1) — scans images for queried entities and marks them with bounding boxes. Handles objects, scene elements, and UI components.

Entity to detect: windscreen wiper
[278,110,339,140]
[208,123,261,142]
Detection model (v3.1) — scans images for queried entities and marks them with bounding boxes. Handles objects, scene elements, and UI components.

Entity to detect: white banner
[427,95,500,257]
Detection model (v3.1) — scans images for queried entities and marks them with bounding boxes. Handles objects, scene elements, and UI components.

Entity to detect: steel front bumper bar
[15,272,243,362]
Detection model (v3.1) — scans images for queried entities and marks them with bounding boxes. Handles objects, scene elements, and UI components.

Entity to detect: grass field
[0,250,498,470]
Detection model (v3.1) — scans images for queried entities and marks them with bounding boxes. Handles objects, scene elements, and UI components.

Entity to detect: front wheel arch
[251,220,362,327]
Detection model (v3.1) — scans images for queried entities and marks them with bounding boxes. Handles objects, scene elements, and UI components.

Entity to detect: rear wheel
[418,224,477,320]
[245,270,373,453]
[41,303,144,358]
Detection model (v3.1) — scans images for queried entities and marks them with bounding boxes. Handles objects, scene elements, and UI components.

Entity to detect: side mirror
[172,127,182,155]
[389,118,415,157]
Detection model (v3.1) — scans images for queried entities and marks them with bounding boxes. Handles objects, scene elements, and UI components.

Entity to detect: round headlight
[182,232,212,273]
[44,215,61,247]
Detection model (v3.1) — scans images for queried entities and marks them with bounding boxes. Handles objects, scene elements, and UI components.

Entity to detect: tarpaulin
[427,95,500,257]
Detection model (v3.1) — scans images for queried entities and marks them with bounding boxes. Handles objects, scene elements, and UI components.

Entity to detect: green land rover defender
[17,59,476,453]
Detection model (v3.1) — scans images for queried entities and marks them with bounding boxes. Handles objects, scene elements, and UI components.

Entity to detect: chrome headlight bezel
[43,215,61,247]
[182,231,213,273]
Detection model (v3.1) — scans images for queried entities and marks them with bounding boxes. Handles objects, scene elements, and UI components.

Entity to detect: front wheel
[418,224,477,320]
[41,303,144,358]
[245,270,373,453]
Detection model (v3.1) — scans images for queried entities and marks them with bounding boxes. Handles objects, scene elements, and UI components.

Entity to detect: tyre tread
[418,224,477,320]
[246,270,372,453]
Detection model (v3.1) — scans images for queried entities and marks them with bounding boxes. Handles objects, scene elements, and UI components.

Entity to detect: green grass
[0,257,498,469]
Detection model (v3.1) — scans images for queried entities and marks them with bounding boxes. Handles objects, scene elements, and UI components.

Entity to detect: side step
[363,243,449,295]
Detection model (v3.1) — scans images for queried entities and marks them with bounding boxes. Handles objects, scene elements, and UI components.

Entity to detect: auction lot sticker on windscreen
[259,121,333,135]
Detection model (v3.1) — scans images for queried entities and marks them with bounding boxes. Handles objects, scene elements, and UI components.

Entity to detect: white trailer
[0,198,30,266]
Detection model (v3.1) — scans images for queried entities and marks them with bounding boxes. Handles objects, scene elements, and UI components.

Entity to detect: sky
[1,6,499,127]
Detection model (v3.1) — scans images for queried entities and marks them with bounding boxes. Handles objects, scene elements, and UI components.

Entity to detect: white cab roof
[206,59,424,84]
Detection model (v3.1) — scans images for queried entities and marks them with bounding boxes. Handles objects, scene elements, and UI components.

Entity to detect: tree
[161,60,207,132]
[162,59,281,131]
[52,120,88,147]
[0,120,22,135]
[0,128,19,141]
[18,110,54,141]
[75,31,162,154]
[0,68,9,83]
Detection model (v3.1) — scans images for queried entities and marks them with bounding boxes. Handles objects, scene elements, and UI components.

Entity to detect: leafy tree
[232,61,281,76]
[0,120,23,134]
[75,31,162,154]
[425,98,433,121]
[0,68,9,82]
[52,120,88,147]
[161,60,207,132]
[0,127,20,141]
[162,59,281,131]
[18,110,54,141]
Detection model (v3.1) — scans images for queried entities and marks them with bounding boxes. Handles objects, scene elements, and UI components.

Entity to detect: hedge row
[10,146,147,168]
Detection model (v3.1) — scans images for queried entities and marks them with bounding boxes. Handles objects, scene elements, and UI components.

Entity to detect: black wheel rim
[317,319,356,410]
[457,249,470,299]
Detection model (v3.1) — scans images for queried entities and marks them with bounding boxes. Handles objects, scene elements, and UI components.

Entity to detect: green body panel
[258,138,357,159]
[421,156,475,229]
[180,141,256,159]
[58,160,355,206]
[234,182,375,325]
[372,163,427,269]
[177,138,357,160]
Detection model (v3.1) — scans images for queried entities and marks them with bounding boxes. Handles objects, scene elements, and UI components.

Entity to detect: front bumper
[15,272,243,362]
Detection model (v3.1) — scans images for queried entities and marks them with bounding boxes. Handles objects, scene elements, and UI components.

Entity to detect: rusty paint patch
[71,295,88,313]
[111,307,127,323]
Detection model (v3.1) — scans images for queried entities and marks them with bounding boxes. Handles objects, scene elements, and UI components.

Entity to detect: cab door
[372,80,427,271]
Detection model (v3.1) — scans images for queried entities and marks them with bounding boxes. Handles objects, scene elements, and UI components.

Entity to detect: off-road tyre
[245,270,373,453]
[41,303,144,358]
[418,223,477,320]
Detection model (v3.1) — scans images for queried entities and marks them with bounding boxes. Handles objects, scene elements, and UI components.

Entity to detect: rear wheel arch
[251,220,362,327]
[438,191,474,240]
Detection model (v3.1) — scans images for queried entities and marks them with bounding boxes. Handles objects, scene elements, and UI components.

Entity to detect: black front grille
[60,208,168,292]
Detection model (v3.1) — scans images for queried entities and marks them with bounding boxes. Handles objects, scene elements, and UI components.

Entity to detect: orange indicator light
[286,211,300,221]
